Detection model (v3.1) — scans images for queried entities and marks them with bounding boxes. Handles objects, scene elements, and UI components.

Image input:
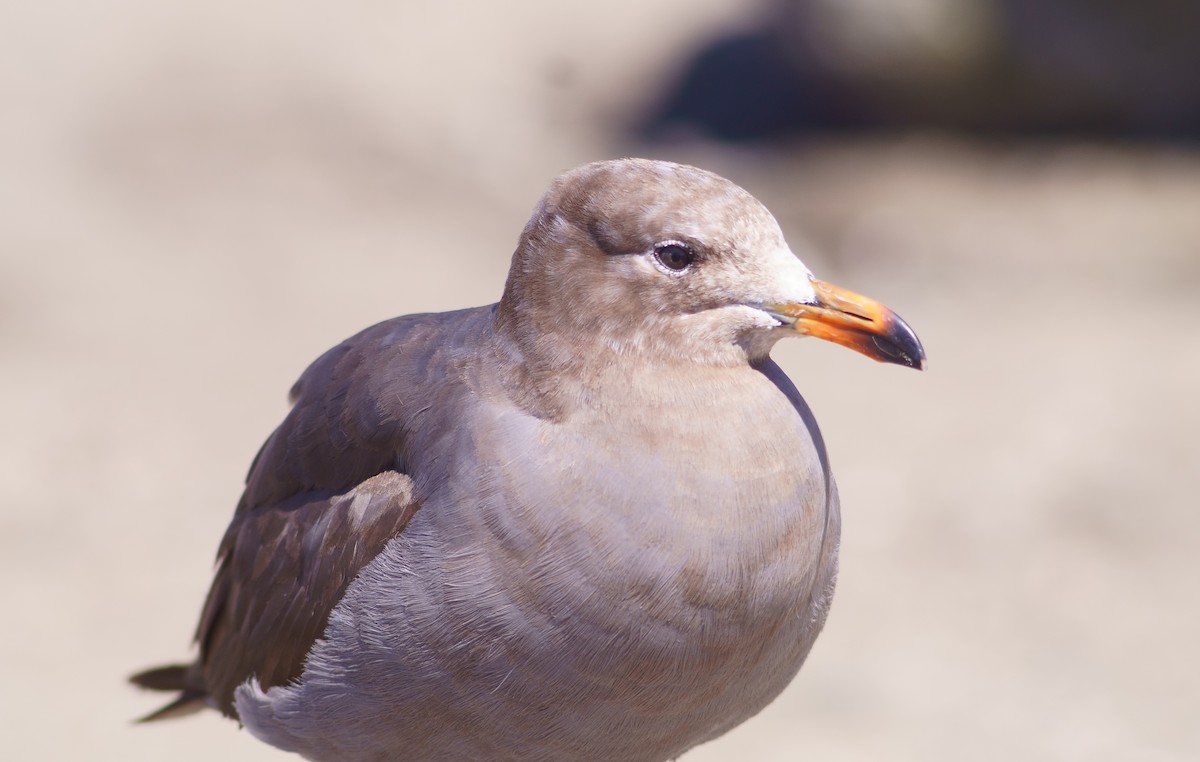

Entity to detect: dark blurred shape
[636,29,865,141]
[637,0,1200,142]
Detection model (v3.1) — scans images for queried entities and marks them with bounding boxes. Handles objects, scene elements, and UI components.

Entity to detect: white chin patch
[754,307,789,329]
[721,304,783,331]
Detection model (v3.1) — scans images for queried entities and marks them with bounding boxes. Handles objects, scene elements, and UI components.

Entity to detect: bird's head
[498,158,925,371]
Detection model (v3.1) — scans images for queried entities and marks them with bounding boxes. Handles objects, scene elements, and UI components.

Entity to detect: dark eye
[653,242,695,272]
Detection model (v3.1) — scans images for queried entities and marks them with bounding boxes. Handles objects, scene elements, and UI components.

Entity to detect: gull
[132,158,924,761]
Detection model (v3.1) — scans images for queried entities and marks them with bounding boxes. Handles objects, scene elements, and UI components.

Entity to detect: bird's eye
[653,242,695,272]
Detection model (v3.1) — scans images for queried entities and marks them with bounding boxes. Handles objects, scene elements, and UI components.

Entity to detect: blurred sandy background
[2,1,1198,760]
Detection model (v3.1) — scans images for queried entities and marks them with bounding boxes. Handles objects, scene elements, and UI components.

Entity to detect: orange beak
[767,279,926,369]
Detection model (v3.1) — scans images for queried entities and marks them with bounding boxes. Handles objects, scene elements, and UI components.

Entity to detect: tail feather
[130,663,208,722]
[134,691,208,722]
[129,664,189,692]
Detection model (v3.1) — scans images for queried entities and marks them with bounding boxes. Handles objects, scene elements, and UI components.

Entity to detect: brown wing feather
[191,314,459,714]
[132,309,488,720]
[197,470,420,715]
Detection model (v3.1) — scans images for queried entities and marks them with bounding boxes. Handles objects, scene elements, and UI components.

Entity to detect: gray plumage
[132,158,923,761]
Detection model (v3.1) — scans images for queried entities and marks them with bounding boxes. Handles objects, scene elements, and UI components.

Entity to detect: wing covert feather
[191,308,490,715]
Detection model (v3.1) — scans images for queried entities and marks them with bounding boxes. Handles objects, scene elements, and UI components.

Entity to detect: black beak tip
[875,314,926,370]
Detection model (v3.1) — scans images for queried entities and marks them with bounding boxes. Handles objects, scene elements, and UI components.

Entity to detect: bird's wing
[187,307,488,716]
[195,471,419,716]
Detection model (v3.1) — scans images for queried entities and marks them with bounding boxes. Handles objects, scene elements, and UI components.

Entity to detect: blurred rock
[637,0,1200,141]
